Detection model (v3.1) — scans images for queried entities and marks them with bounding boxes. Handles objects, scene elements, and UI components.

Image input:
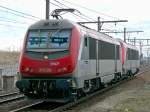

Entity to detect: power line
[0,23,27,29]
[56,0,118,29]
[0,17,31,25]
[101,30,144,33]
[50,0,117,29]
[50,2,118,32]
[78,20,128,24]
[52,0,95,21]
[0,5,41,20]
[60,0,120,20]
[50,1,93,22]
[0,9,38,21]
[54,0,118,27]
[49,1,122,32]
[53,0,96,21]
[0,19,28,25]
[53,0,69,8]
[78,19,128,32]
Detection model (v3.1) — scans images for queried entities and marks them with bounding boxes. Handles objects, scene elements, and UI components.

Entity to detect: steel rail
[0,91,19,97]
[0,94,24,104]
[10,100,44,112]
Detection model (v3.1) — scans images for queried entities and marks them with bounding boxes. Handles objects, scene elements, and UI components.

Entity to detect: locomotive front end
[21,29,72,76]
[16,19,80,102]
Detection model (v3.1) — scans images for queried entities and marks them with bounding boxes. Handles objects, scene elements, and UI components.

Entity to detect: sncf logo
[50,62,60,66]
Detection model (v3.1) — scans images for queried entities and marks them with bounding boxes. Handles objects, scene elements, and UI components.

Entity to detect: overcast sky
[0,0,149,55]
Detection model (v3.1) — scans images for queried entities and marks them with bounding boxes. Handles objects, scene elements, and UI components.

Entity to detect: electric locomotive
[16,19,140,102]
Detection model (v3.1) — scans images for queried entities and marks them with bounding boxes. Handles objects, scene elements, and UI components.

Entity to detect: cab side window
[84,37,88,47]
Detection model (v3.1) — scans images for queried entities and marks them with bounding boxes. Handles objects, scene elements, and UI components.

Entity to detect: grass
[115,94,150,112]
[0,51,20,64]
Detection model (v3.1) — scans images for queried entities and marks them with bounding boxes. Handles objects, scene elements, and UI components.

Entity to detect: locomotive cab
[22,29,72,76]
[16,19,81,102]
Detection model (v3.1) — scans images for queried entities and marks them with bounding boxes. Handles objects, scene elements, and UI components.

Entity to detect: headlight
[68,79,76,88]
[24,67,30,72]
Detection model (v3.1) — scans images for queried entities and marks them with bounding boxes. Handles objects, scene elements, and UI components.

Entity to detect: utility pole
[134,37,136,46]
[126,38,150,46]
[78,20,128,24]
[140,41,143,65]
[147,48,149,58]
[78,19,128,32]
[97,17,103,32]
[46,0,50,19]
[101,30,143,43]
[97,17,100,32]
[124,28,126,42]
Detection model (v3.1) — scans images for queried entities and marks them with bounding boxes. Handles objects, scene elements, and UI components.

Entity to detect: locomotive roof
[76,23,120,45]
[29,19,75,29]
[83,27,120,45]
[29,19,120,45]
[29,19,126,46]
[117,39,138,51]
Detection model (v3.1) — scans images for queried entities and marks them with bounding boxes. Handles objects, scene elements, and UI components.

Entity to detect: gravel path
[65,70,150,112]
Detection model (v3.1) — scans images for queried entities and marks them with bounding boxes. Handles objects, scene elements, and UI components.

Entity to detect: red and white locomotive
[16,19,140,102]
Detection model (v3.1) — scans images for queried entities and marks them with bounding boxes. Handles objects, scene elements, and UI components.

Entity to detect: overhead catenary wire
[53,0,96,21]
[56,0,121,29]
[51,1,94,22]
[0,17,32,25]
[50,1,93,22]
[49,2,119,34]
[0,1,123,34]
[60,0,126,28]
[0,23,27,29]
[52,0,118,31]
[50,1,120,33]
[60,0,120,20]
[0,5,41,20]
[0,1,41,31]
[0,9,38,21]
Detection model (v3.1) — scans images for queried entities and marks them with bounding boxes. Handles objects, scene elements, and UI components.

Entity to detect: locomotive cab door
[114,45,118,73]
[82,36,90,77]
[89,37,99,76]
[96,40,99,76]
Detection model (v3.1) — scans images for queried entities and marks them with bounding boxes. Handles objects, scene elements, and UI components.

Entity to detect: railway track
[0,91,19,97]
[2,66,149,112]
[0,91,43,112]
[0,91,24,105]
[48,68,149,112]
[0,96,43,112]
[10,99,44,112]
[0,92,24,105]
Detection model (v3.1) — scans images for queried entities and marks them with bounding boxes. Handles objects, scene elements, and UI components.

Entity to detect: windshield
[26,29,71,50]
